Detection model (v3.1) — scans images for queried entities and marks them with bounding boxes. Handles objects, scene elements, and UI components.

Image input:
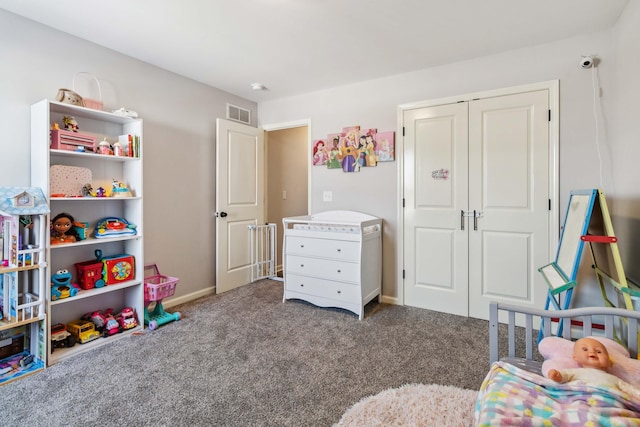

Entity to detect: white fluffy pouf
[334,383,478,427]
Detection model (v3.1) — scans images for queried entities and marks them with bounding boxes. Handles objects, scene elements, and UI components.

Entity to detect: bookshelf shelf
[30,99,144,366]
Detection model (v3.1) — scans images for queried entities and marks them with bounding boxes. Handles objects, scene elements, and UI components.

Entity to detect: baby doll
[51,212,81,244]
[548,337,640,397]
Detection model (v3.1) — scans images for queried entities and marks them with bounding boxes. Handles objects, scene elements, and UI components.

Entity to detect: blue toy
[94,216,137,238]
[51,269,79,301]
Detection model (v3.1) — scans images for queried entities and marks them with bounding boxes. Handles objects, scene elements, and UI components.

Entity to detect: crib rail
[489,302,640,366]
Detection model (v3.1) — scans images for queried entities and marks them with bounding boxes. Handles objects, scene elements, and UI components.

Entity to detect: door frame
[262,119,313,216]
[396,80,560,306]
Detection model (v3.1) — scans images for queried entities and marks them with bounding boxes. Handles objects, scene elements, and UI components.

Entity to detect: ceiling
[0,0,630,102]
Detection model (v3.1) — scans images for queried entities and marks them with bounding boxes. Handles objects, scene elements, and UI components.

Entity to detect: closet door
[403,102,469,316]
[403,89,551,320]
[467,90,550,318]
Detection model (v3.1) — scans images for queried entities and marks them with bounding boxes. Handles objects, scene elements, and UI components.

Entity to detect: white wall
[259,22,638,302]
[0,10,257,302]
[3,4,639,308]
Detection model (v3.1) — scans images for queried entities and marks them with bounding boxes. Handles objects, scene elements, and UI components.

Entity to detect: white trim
[396,80,560,307]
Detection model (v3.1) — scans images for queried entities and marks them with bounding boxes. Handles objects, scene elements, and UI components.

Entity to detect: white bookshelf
[30,100,144,365]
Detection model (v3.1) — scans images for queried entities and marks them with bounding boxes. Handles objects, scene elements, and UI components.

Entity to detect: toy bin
[74,259,105,290]
[144,264,181,330]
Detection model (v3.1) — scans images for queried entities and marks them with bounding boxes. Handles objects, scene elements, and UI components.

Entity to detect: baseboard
[380,294,397,305]
[162,286,216,308]
[161,285,399,308]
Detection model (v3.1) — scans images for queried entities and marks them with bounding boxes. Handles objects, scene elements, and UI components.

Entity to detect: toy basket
[144,264,178,302]
[73,72,103,111]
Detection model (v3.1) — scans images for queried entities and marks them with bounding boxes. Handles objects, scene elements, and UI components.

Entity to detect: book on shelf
[118,134,141,158]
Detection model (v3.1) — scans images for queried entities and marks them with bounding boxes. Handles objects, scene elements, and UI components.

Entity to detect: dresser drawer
[285,273,360,303]
[285,236,360,261]
[285,255,359,283]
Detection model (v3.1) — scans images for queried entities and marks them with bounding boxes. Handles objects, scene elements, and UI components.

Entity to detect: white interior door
[216,118,264,293]
[403,88,551,320]
[468,90,550,318]
[403,102,470,316]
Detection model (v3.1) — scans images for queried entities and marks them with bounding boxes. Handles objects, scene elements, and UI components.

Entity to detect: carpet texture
[0,279,535,426]
[335,383,478,427]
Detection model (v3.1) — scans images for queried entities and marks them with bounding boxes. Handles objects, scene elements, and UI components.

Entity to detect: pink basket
[144,263,179,302]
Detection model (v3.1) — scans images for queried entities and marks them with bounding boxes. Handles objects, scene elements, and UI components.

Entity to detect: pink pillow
[539,336,640,387]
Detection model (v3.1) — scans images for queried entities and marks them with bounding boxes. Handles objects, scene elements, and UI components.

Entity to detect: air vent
[227,104,251,124]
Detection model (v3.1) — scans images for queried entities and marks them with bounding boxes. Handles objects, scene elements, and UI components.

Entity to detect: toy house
[0,187,49,384]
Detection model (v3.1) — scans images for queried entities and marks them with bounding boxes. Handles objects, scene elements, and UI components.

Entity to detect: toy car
[116,307,138,330]
[50,323,76,351]
[66,319,101,344]
[101,314,121,337]
[82,309,122,337]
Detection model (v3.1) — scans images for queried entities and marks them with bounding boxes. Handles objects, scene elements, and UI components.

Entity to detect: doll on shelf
[50,212,81,245]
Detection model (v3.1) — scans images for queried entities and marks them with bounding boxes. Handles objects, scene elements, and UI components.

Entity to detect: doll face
[53,216,73,235]
[573,338,611,370]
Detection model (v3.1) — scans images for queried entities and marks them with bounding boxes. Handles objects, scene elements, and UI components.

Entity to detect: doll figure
[356,135,367,170]
[327,137,342,169]
[366,134,378,166]
[51,212,80,244]
[547,337,640,397]
[313,140,328,166]
[340,132,358,173]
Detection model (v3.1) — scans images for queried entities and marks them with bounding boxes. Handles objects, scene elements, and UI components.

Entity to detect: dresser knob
[337,290,341,294]
[300,264,304,268]
[300,244,304,248]
[337,269,341,273]
[337,248,341,252]
[300,284,304,287]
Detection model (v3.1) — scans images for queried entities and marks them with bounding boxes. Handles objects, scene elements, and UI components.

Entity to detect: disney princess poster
[312,139,329,166]
[375,131,395,162]
[326,133,342,169]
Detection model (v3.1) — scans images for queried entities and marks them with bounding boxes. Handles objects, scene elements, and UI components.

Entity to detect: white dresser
[282,210,382,319]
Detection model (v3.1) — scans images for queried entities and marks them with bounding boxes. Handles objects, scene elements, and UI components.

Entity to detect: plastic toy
[66,319,101,344]
[101,253,135,284]
[144,264,181,330]
[110,179,132,197]
[51,269,79,301]
[82,309,122,337]
[50,212,81,244]
[50,323,76,351]
[116,307,138,330]
[74,250,106,290]
[94,216,137,238]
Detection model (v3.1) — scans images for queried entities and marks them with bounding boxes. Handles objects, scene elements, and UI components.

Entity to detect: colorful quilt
[475,361,640,426]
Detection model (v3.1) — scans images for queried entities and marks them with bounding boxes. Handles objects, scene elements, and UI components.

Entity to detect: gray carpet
[0,279,533,426]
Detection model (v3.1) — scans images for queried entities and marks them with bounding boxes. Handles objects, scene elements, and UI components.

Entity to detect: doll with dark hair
[51,212,81,244]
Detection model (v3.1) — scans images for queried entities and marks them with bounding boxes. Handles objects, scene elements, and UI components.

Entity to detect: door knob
[216,211,228,218]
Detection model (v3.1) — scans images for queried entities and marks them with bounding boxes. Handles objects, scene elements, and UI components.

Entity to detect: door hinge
[402,269,405,279]
[402,126,405,137]
[402,198,405,208]
[549,199,551,211]
[548,109,551,122]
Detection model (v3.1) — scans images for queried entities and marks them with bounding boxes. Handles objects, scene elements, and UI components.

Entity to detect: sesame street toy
[51,269,79,301]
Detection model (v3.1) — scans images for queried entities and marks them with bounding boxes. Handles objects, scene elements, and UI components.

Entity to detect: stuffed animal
[56,88,83,106]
